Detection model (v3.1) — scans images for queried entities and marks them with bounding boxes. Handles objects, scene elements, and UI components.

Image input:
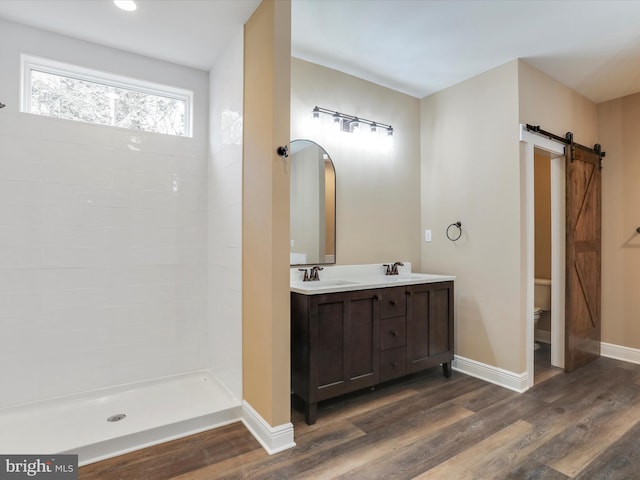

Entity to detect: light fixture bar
[312,106,394,136]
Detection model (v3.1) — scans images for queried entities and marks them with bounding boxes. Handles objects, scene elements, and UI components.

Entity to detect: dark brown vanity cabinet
[291,281,454,424]
[291,288,381,424]
[379,287,408,383]
[406,282,454,378]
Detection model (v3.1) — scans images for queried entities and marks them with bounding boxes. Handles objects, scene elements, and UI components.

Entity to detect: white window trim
[20,54,194,137]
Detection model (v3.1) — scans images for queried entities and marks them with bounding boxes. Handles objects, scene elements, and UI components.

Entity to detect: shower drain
[107,413,127,422]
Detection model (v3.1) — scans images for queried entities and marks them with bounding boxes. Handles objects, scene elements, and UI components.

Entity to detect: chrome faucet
[309,266,323,281]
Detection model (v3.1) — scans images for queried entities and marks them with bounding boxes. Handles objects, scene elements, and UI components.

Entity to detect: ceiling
[1,0,640,103]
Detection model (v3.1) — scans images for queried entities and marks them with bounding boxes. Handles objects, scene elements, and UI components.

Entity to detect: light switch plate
[424,229,432,242]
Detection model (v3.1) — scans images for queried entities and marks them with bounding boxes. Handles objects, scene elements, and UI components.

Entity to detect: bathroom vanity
[290,264,455,424]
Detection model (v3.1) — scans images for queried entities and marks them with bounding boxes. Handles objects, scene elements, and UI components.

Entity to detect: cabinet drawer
[379,288,406,319]
[380,347,407,382]
[380,316,406,350]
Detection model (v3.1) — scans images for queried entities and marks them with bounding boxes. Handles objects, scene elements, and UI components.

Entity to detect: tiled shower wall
[0,19,210,408]
[207,29,244,401]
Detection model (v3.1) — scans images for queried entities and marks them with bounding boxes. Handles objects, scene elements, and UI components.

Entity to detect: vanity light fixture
[312,106,394,137]
[114,0,137,11]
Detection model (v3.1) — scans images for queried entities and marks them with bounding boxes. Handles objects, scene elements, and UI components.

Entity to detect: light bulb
[114,0,137,11]
[351,118,360,134]
[333,113,342,131]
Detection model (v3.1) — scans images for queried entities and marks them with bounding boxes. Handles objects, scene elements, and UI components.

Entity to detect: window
[21,55,193,137]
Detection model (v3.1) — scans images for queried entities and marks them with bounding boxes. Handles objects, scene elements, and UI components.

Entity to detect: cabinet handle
[392,362,399,367]
[390,330,398,337]
[390,300,397,306]
[406,291,412,296]
[374,294,381,301]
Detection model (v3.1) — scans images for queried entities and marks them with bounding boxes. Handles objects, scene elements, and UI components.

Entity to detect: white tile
[0,202,42,227]
[41,287,110,311]
[0,290,43,317]
[0,29,240,408]
[0,224,41,249]
[0,246,44,269]
[0,269,41,293]
[40,183,81,207]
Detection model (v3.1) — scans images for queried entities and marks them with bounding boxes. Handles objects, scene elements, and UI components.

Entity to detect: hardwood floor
[534,342,563,385]
[80,356,640,479]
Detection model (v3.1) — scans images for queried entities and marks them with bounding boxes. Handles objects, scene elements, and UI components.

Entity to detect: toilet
[534,278,552,350]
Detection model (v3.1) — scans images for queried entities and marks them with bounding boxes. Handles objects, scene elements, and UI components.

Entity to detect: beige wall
[419,59,601,375]
[518,60,598,146]
[420,60,524,372]
[534,150,552,280]
[291,58,422,266]
[598,93,640,348]
[243,0,291,427]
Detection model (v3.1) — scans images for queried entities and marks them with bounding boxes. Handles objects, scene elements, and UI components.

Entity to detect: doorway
[532,148,564,384]
[521,125,566,388]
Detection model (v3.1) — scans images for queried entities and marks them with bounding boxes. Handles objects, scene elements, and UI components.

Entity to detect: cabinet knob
[406,291,413,296]
[390,300,397,306]
[390,330,398,337]
[374,294,381,301]
[392,362,399,367]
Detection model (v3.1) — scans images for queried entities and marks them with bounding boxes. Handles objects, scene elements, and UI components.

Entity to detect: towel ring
[446,221,462,241]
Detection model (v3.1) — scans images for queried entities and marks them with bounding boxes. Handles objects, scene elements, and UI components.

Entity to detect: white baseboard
[601,342,640,365]
[241,401,295,455]
[451,342,640,397]
[452,355,528,393]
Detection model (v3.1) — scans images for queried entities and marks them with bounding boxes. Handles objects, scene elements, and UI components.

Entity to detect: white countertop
[290,262,455,295]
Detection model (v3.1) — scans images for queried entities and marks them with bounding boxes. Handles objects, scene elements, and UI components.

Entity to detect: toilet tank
[534,278,552,311]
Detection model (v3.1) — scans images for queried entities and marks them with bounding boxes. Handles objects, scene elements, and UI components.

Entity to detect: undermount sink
[381,273,442,281]
[291,279,360,289]
[382,274,423,280]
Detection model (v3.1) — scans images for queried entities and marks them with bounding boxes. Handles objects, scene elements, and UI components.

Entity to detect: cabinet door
[406,282,454,373]
[309,289,380,401]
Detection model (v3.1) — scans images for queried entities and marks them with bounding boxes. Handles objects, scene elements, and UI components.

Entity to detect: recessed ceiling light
[114,0,137,12]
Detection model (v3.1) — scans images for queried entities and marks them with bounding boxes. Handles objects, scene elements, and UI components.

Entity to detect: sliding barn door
[565,146,601,372]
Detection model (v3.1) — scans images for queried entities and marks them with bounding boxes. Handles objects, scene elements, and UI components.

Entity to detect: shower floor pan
[0,371,241,466]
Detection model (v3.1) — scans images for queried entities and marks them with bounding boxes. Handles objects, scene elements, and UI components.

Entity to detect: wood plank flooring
[534,342,563,385]
[80,353,640,479]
